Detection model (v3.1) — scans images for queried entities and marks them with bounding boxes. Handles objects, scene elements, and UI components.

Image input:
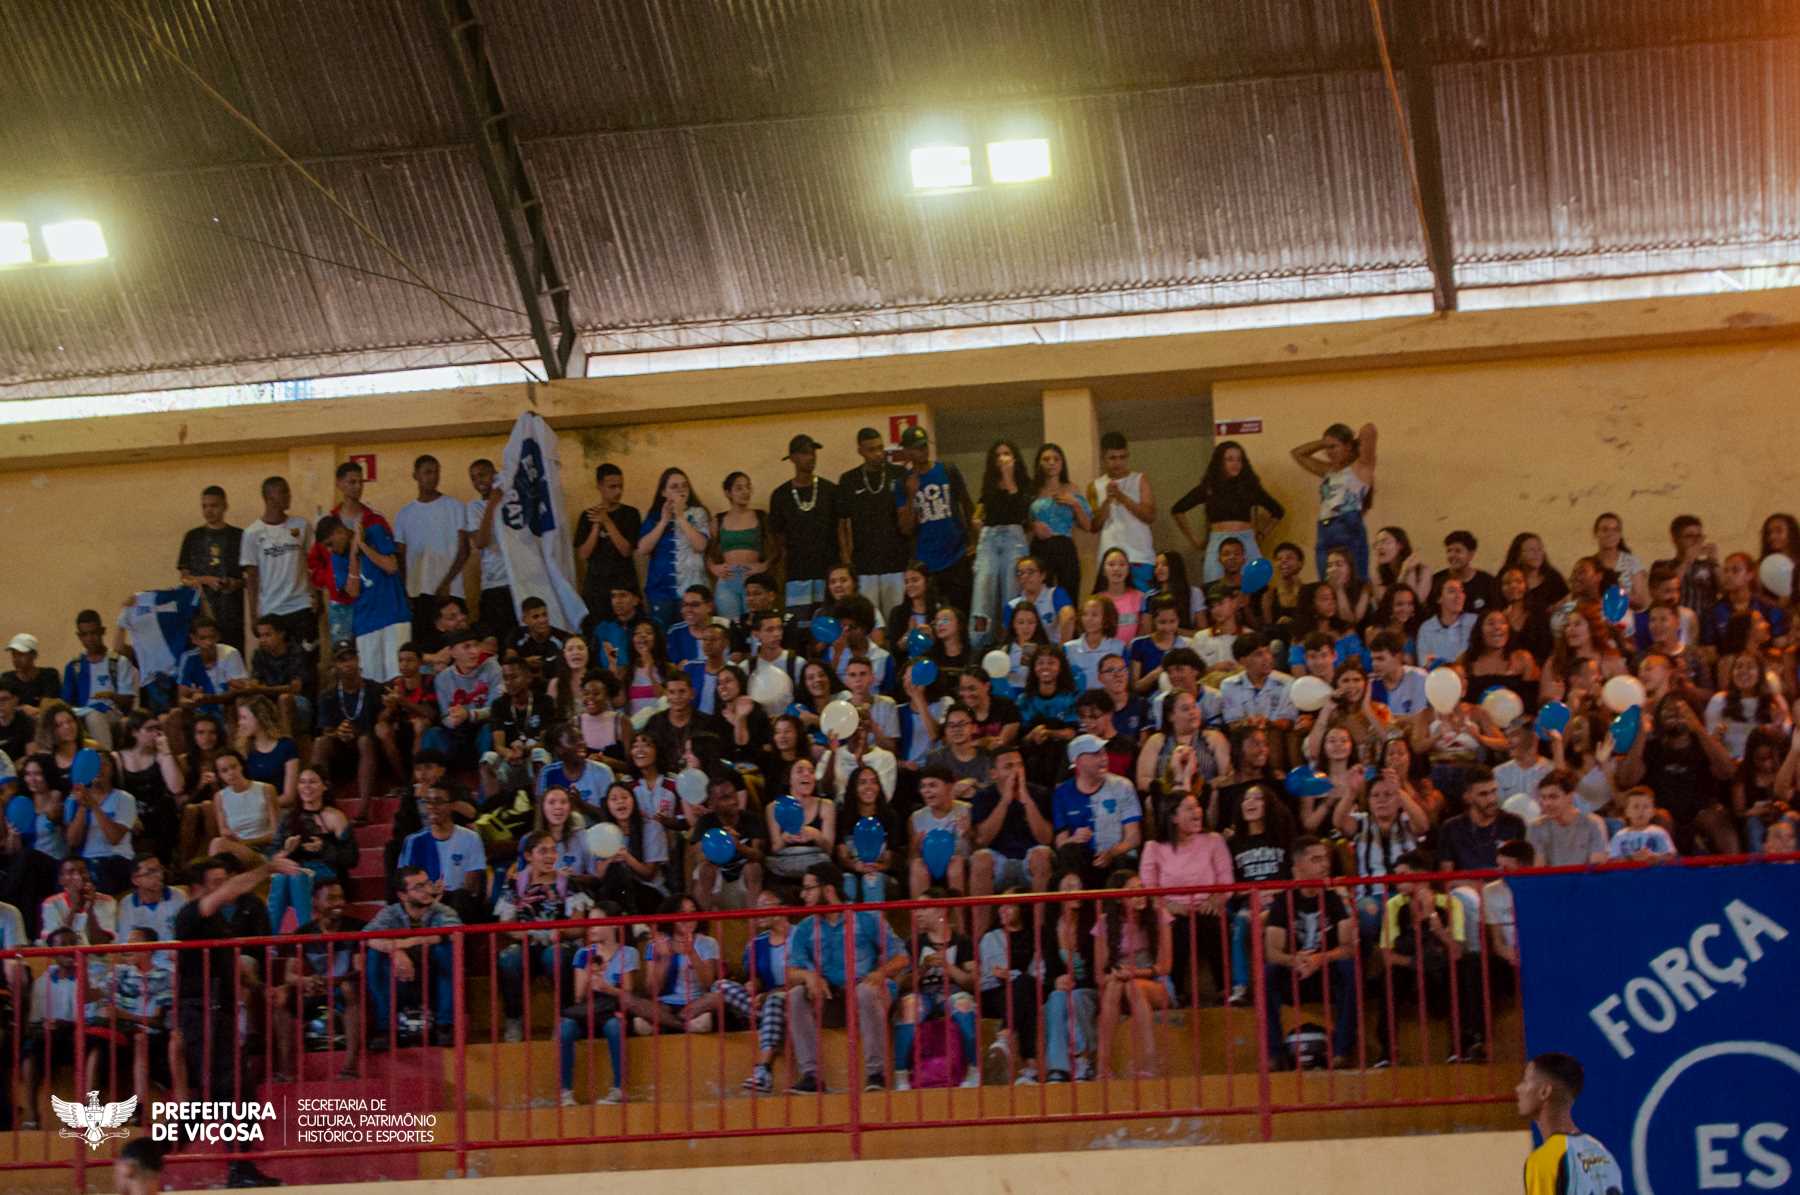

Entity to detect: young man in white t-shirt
[1495,720,1554,821]
[465,458,515,637]
[239,475,316,654]
[393,455,470,642]
[1088,432,1157,591]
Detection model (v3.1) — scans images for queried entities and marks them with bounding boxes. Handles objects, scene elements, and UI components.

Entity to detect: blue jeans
[267,862,334,934]
[894,989,978,1075]
[559,1011,625,1090]
[1230,906,1254,992]
[1315,509,1368,582]
[970,525,1028,648]
[1204,531,1262,583]
[842,870,889,902]
[498,942,571,1019]
[366,941,455,1037]
[713,568,750,620]
[1264,959,1360,1061]
[784,578,827,621]
[1043,987,1098,1073]
[326,603,355,654]
[421,722,494,770]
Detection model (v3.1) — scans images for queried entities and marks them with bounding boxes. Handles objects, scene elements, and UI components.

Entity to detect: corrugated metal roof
[3,0,1799,391]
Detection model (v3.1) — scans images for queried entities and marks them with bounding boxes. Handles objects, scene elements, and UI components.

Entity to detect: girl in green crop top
[708,471,773,620]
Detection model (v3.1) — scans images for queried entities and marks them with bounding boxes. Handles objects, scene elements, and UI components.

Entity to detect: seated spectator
[39,856,117,945]
[891,891,980,1090]
[1703,552,1788,648]
[714,666,773,762]
[266,766,356,933]
[921,702,992,796]
[1263,835,1359,1069]
[590,585,649,677]
[1210,725,1277,830]
[1010,555,1075,643]
[100,926,179,1100]
[1064,596,1125,692]
[1074,687,1137,781]
[998,600,1052,692]
[239,616,314,737]
[1016,647,1080,783]
[1140,788,1233,1004]
[689,770,766,910]
[18,927,112,1127]
[643,671,729,771]
[1526,771,1609,867]
[116,853,186,954]
[309,644,382,812]
[63,754,136,895]
[1334,775,1429,940]
[486,654,554,794]
[823,710,899,802]
[575,672,629,764]
[207,748,280,869]
[764,757,835,886]
[374,641,436,780]
[823,598,892,694]
[397,781,490,922]
[1437,767,1527,874]
[1054,735,1144,887]
[1607,787,1678,861]
[364,866,460,1050]
[1136,690,1228,798]
[835,764,900,903]
[590,781,666,914]
[977,890,1055,1085]
[1368,629,1429,716]
[61,609,137,749]
[426,631,502,767]
[494,830,594,1041]
[235,695,299,811]
[1740,727,1791,852]
[537,721,614,812]
[507,596,574,678]
[559,909,637,1106]
[1760,817,1797,855]
[720,889,793,1094]
[683,623,734,715]
[970,746,1054,927]
[274,878,364,1081]
[1375,851,1483,1065]
[1705,651,1790,762]
[909,763,972,896]
[633,893,724,1035]
[36,699,93,795]
[1615,695,1738,854]
[1042,870,1099,1083]
[1416,577,1476,670]
[783,862,906,1094]
[1224,785,1294,1002]
[1127,595,1191,695]
[1482,839,1534,969]
[1094,872,1173,1079]
[4,633,64,718]
[0,685,35,763]
[1495,720,1553,820]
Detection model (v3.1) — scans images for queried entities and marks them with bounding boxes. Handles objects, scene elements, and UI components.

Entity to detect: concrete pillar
[1041,387,1097,485]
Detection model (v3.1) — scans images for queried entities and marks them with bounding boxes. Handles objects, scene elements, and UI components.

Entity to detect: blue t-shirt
[398,825,487,890]
[330,524,411,638]
[1028,494,1092,538]
[1051,774,1142,854]
[1127,634,1190,678]
[244,738,299,790]
[895,463,965,572]
[570,943,641,989]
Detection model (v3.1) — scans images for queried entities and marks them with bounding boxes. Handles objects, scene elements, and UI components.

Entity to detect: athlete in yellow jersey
[1517,1052,1624,1195]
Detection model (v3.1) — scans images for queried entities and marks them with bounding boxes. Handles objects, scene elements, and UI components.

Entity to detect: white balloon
[1761,552,1795,599]
[820,698,861,741]
[982,649,1012,679]
[1480,687,1524,729]
[1289,675,1332,713]
[1424,667,1464,715]
[747,659,795,718]
[586,822,625,861]
[1601,674,1647,713]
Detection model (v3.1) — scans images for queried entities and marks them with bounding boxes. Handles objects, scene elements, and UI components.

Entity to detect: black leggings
[1168,910,1229,1003]
[980,977,1042,1062]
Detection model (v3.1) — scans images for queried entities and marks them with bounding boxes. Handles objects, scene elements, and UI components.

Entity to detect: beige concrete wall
[267,1132,1532,1195]
[1213,341,1796,577]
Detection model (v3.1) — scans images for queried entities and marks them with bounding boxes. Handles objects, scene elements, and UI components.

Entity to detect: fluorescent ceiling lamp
[42,219,108,263]
[0,222,30,266]
[987,138,1051,183]
[910,145,973,190]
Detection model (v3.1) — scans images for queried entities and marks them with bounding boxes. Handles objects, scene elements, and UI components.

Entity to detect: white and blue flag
[498,411,588,631]
[118,587,200,681]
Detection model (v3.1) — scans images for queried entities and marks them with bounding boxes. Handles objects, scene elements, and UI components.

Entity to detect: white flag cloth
[497,411,589,631]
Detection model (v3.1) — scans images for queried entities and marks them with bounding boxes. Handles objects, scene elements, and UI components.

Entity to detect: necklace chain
[792,478,820,513]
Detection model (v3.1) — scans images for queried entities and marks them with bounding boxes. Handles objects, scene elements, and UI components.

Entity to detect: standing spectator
[575,463,643,611]
[363,866,460,1049]
[239,475,316,656]
[465,458,516,637]
[782,861,907,1094]
[706,471,772,622]
[393,455,470,642]
[769,435,839,623]
[177,485,247,652]
[1526,771,1609,866]
[970,441,1032,649]
[1171,440,1284,584]
[1654,514,1720,618]
[3,634,62,717]
[1088,432,1158,591]
[837,428,911,624]
[312,644,383,812]
[1027,442,1092,598]
[1053,735,1144,885]
[61,609,137,749]
[1263,835,1358,1069]
[896,427,975,615]
[1290,422,1377,581]
[636,468,712,628]
[1427,531,1499,614]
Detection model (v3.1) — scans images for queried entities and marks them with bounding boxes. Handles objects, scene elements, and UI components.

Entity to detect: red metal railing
[0,853,1788,1189]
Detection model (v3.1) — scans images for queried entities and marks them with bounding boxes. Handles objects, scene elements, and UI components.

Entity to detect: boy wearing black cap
[769,433,839,623]
[894,425,975,614]
[837,427,911,617]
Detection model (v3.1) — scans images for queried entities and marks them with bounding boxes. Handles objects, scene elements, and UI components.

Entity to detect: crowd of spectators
[2,419,1797,1141]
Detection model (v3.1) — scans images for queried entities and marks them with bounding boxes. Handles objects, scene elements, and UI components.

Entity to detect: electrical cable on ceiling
[104,0,547,384]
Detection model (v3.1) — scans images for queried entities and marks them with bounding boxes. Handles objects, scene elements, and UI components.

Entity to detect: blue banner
[1513,863,1800,1195]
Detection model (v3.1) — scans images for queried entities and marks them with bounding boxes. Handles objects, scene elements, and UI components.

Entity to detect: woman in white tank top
[1291,422,1378,583]
[208,749,279,868]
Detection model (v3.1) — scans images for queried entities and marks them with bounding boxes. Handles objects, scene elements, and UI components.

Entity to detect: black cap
[783,434,823,460]
[332,640,358,659]
[899,426,929,448]
[446,629,482,647]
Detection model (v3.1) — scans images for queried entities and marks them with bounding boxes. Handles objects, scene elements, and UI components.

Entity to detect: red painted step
[356,823,392,848]
[354,845,389,877]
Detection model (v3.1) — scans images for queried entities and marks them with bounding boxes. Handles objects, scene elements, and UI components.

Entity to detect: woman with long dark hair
[1094,871,1173,1078]
[1091,546,1147,642]
[1369,525,1430,612]
[1290,421,1378,581]
[971,440,1032,649]
[635,467,712,626]
[1224,785,1295,1004]
[1028,443,1093,596]
[706,471,772,622]
[1500,532,1569,612]
[1148,550,1204,630]
[887,562,938,644]
[1170,440,1285,583]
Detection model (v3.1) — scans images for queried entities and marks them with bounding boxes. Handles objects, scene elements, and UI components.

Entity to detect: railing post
[453,931,467,1177]
[842,907,862,1160]
[73,955,88,1194]
[1249,882,1273,1142]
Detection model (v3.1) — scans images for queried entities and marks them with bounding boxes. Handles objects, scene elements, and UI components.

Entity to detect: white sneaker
[894,1071,912,1092]
[503,1018,523,1043]
[597,1087,623,1105]
[1227,985,1249,1006]
[1014,1064,1039,1085]
[631,1016,655,1036]
[559,1089,576,1108]
[960,1065,980,1088]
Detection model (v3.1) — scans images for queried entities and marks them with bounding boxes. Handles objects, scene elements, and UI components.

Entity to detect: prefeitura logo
[51,1091,138,1151]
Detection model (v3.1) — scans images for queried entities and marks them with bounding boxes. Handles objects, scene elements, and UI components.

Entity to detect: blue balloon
[852,816,888,864]
[1536,700,1572,738]
[774,795,805,836]
[921,827,957,880]
[70,748,103,788]
[989,677,1016,700]
[700,827,738,866]
[904,626,935,658]
[1241,557,1274,595]
[1610,705,1643,753]
[910,657,938,688]
[810,613,842,646]
[1284,765,1333,799]
[1602,585,1630,623]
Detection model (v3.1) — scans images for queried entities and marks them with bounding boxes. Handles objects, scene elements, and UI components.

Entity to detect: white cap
[6,633,37,654]
[1066,733,1107,764]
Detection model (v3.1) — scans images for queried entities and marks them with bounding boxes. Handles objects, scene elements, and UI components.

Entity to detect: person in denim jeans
[1291,422,1378,582]
[706,472,770,622]
[971,441,1032,649]
[363,866,461,1049]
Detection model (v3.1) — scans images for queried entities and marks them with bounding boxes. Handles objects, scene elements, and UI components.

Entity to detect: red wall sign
[1214,419,1263,436]
[347,453,378,480]
[888,414,920,444]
